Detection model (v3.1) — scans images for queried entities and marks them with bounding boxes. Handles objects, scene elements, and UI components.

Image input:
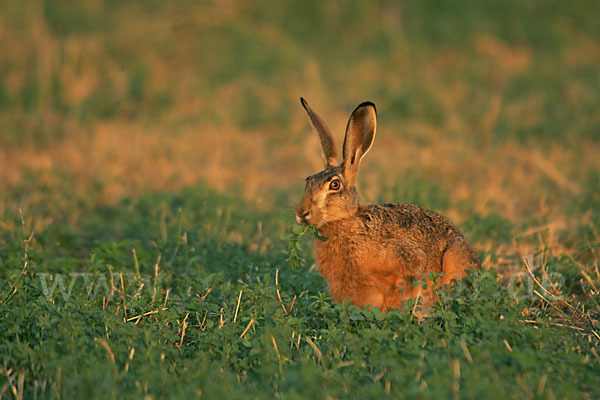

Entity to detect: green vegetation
[1,0,599,398]
[1,183,599,398]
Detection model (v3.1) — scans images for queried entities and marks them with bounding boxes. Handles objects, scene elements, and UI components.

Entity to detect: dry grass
[1,1,598,258]
[2,114,597,222]
[1,4,599,396]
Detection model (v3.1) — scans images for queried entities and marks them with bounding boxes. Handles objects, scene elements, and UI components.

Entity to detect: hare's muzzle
[295,206,311,225]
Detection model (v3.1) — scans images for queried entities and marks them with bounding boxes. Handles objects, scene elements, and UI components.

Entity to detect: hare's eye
[329,179,341,191]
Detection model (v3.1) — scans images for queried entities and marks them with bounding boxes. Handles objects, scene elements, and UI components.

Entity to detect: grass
[1,184,599,398]
[1,0,599,398]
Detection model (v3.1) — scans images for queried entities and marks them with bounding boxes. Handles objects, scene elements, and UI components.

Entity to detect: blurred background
[0,0,598,257]
[2,3,600,396]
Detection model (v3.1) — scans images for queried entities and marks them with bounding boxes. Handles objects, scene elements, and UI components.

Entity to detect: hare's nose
[296,209,311,224]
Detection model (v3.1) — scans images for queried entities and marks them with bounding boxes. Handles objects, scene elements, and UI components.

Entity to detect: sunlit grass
[0,0,599,398]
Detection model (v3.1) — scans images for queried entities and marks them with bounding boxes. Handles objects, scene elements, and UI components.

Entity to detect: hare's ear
[342,101,376,186]
[300,97,338,167]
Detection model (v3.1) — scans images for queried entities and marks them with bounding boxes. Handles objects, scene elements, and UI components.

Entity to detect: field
[1,0,600,398]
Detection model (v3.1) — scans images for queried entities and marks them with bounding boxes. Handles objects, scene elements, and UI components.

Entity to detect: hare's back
[359,203,462,240]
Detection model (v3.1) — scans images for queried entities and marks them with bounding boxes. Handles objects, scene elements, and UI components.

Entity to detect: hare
[295,98,480,311]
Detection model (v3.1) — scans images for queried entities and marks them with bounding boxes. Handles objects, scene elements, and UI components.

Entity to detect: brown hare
[295,98,480,311]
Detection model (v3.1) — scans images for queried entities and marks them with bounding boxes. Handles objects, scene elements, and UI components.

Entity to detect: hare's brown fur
[296,99,480,311]
[315,202,480,310]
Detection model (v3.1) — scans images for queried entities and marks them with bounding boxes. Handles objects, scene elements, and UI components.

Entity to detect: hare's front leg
[351,285,384,310]
[378,277,424,311]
